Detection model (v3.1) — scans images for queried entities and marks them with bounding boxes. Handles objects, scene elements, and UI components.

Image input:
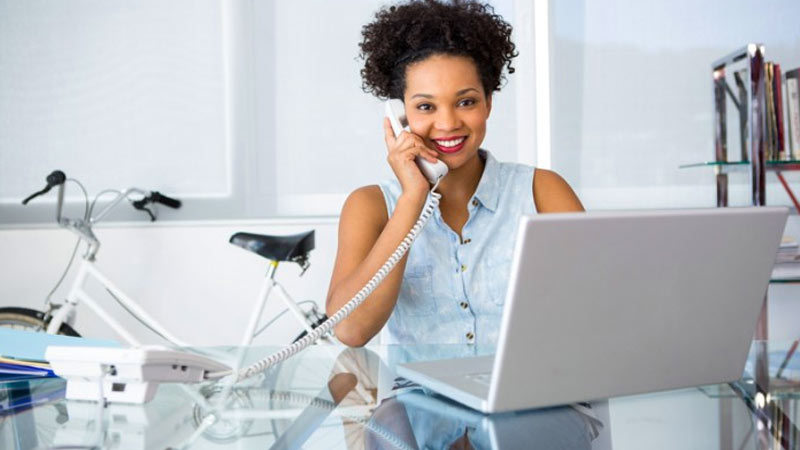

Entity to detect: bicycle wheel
[0,307,80,336]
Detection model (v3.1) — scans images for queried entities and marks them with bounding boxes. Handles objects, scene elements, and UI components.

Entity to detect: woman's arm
[327,118,440,347]
[533,169,584,213]
[325,185,428,347]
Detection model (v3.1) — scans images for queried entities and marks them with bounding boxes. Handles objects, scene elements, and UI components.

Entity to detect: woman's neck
[436,151,485,206]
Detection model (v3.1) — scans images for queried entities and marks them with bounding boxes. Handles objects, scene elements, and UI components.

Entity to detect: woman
[327,0,583,347]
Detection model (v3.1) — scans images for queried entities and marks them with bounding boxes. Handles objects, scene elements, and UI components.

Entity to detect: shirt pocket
[397,264,437,316]
[479,257,510,307]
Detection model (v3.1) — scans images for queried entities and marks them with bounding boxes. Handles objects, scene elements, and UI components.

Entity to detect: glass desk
[1,342,799,450]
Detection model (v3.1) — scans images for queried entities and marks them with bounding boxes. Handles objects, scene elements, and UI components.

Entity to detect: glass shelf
[680,160,800,173]
[770,277,800,284]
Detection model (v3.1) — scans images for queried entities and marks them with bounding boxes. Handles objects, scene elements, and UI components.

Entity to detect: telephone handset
[385,99,448,184]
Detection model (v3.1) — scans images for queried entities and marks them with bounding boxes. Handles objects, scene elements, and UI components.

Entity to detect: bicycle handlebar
[21,170,66,205]
[21,170,182,259]
[131,191,181,221]
[23,170,181,224]
[150,191,181,209]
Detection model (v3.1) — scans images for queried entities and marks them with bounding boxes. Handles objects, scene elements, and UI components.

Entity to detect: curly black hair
[359,0,518,100]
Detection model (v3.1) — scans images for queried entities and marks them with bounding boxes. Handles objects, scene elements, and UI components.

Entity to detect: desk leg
[718,396,733,450]
[8,382,38,450]
[717,173,729,207]
[753,296,772,448]
[754,294,769,395]
[755,294,768,341]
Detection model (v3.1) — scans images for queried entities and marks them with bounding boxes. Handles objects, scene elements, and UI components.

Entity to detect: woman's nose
[434,108,461,131]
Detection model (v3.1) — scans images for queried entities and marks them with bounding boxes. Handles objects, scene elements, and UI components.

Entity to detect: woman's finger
[383,117,397,148]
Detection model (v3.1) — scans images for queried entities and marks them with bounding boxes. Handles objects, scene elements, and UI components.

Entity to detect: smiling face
[403,54,492,171]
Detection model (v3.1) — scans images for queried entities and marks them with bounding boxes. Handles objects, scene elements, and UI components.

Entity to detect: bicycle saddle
[229,230,315,266]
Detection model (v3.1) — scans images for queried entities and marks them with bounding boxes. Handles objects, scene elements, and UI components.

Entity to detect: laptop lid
[488,207,788,412]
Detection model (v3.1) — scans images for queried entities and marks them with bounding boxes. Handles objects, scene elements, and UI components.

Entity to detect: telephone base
[45,345,232,404]
[64,378,159,404]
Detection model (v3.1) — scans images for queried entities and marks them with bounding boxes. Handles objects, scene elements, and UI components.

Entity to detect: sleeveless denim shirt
[378,150,536,346]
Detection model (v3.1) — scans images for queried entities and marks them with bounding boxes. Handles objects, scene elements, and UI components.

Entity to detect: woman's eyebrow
[456,87,479,96]
[410,87,479,100]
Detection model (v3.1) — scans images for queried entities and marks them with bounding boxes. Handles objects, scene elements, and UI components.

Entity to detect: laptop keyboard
[465,372,492,386]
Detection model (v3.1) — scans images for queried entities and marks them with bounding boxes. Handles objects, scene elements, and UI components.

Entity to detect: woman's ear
[486,94,493,117]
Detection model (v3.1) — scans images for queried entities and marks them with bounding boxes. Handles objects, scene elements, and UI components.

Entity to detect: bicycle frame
[45,255,319,348]
[43,181,321,348]
[46,257,188,346]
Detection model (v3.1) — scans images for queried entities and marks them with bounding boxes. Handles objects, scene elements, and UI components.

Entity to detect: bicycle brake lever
[140,206,156,221]
[132,199,156,221]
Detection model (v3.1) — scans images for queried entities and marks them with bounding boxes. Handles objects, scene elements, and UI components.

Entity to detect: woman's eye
[458,98,476,107]
[416,103,433,112]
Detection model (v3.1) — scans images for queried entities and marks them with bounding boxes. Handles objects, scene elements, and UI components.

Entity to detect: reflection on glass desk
[1,342,799,449]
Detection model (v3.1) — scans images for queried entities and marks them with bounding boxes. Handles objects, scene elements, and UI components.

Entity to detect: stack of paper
[0,355,53,380]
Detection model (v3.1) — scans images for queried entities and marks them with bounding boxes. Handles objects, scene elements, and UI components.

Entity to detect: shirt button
[461,264,467,272]
[460,301,469,309]
[471,198,479,207]
[466,332,475,341]
[462,238,471,245]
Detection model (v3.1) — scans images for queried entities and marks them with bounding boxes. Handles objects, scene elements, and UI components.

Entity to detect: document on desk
[0,328,119,362]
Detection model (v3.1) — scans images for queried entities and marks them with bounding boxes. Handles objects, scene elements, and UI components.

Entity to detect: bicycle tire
[0,307,80,336]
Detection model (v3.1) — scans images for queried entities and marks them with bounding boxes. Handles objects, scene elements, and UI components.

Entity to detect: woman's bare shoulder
[340,185,389,231]
[532,168,584,213]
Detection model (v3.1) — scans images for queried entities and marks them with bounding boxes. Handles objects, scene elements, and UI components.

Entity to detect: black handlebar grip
[46,170,66,187]
[151,192,181,209]
[22,170,67,205]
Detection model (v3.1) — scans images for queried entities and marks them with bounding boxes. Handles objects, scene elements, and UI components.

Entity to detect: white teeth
[435,137,466,147]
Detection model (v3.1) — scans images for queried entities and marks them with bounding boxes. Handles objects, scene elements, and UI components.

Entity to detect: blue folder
[0,328,119,363]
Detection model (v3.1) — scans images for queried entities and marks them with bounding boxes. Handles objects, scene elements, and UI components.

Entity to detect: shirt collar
[472,149,500,212]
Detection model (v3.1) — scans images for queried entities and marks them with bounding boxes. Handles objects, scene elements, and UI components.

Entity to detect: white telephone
[385,98,449,184]
[46,345,230,403]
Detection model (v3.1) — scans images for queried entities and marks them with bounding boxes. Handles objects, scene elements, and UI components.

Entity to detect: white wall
[0,219,338,345]
[0,0,527,224]
[549,0,800,210]
[2,0,799,345]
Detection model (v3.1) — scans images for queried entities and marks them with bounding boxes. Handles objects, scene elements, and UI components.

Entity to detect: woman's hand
[383,117,440,198]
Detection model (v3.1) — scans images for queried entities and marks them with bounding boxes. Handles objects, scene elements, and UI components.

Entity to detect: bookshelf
[699,44,800,210]
[683,44,800,340]
[684,46,800,409]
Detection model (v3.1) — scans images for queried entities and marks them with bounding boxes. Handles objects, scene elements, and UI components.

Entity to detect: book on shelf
[786,67,800,160]
[765,62,787,161]
[775,64,785,159]
[766,62,776,160]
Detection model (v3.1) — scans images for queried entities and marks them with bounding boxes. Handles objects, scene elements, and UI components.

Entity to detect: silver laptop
[396,207,788,413]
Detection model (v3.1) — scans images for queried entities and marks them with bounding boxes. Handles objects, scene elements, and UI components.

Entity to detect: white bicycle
[0,170,330,347]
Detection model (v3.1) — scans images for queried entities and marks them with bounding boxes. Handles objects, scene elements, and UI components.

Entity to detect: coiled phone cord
[206,182,442,382]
